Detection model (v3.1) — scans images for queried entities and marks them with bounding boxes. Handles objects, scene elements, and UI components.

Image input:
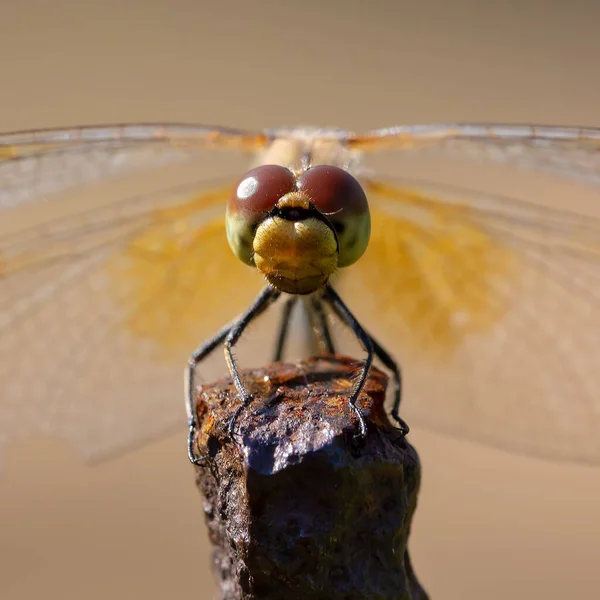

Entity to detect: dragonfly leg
[273,295,298,362]
[186,285,281,464]
[224,285,282,436]
[273,295,335,362]
[310,295,336,355]
[322,284,372,441]
[186,322,234,465]
[366,332,409,436]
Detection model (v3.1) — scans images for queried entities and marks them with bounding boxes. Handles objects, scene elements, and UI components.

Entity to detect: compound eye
[229,164,297,217]
[297,165,368,217]
[226,165,297,265]
[297,165,370,268]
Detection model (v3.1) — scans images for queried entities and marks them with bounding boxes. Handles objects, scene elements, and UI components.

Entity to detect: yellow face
[226,164,371,294]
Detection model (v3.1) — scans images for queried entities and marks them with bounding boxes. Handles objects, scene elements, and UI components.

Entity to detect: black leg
[224,285,281,436]
[366,331,409,436]
[322,284,372,440]
[310,296,336,355]
[186,285,280,464]
[186,321,235,464]
[273,295,297,362]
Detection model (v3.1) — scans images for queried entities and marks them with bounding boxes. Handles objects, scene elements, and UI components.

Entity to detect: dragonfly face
[1,122,600,465]
[226,164,370,294]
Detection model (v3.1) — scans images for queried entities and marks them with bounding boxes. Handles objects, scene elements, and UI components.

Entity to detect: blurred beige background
[1,1,600,598]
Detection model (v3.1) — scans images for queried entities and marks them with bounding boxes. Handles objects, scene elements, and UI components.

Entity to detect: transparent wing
[335,176,600,463]
[0,178,265,464]
[350,123,600,186]
[5,120,600,466]
[0,123,267,208]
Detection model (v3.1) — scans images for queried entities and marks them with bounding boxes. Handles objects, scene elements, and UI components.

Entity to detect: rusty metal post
[190,355,428,600]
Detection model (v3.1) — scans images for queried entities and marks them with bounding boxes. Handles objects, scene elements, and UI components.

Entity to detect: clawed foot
[392,413,410,436]
[227,394,254,437]
[187,418,207,465]
[349,402,367,445]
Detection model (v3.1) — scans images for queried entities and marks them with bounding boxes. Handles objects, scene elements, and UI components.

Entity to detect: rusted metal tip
[192,355,428,600]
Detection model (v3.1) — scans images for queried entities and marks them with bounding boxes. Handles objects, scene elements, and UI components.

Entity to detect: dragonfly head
[226,164,371,294]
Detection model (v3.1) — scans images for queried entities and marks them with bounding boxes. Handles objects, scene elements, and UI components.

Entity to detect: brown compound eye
[297,165,368,217]
[229,164,297,217]
[226,165,297,265]
[297,165,371,268]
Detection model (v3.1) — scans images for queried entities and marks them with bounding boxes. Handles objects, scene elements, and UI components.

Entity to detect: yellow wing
[4,121,600,465]
[335,177,600,463]
[0,181,264,463]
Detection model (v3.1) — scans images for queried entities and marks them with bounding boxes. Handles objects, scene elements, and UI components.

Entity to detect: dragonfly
[1,122,600,467]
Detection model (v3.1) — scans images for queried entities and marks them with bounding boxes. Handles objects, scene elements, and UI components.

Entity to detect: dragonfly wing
[335,176,600,463]
[5,120,600,465]
[0,179,265,464]
[351,123,600,187]
[0,123,267,208]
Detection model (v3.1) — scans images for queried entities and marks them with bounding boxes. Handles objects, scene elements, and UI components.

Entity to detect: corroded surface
[192,355,428,600]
